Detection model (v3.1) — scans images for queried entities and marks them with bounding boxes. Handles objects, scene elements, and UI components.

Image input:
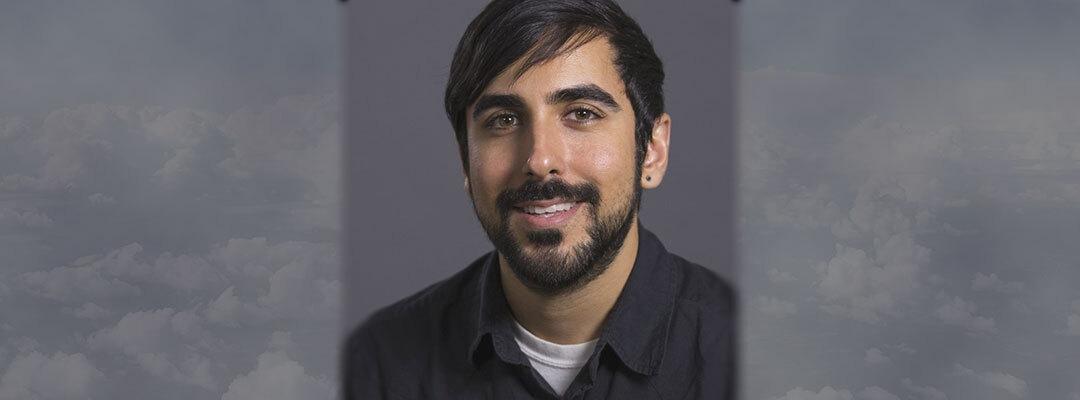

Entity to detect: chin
[520,225,586,248]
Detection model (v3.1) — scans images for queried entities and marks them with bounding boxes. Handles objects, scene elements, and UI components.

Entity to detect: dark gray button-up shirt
[343,225,737,399]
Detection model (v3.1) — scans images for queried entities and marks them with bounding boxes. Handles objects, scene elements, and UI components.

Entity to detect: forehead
[479,37,627,102]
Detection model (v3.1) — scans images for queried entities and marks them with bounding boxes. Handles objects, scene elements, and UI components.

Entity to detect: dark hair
[444,0,665,172]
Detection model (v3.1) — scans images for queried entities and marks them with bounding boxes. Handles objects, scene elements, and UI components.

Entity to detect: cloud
[145,108,224,149]
[88,308,181,355]
[0,207,53,229]
[0,94,339,233]
[887,343,916,355]
[997,119,1079,162]
[20,263,141,303]
[0,116,31,141]
[20,241,224,302]
[205,286,267,327]
[864,348,889,365]
[141,251,223,293]
[837,179,918,242]
[901,378,948,400]
[771,386,901,400]
[979,181,1080,205]
[737,123,792,193]
[257,261,340,322]
[87,193,116,205]
[772,386,854,400]
[267,331,296,354]
[133,352,216,391]
[29,236,338,317]
[145,108,230,189]
[88,243,224,293]
[836,116,963,176]
[856,387,900,400]
[815,245,870,292]
[768,268,798,284]
[88,308,219,390]
[971,273,1025,294]
[2,104,160,194]
[763,184,844,230]
[808,176,935,324]
[934,296,996,334]
[210,238,340,322]
[9,338,40,354]
[218,95,337,182]
[756,296,798,318]
[816,245,885,322]
[214,238,316,280]
[815,234,927,323]
[0,351,103,400]
[1064,300,1080,336]
[24,234,338,331]
[205,286,242,326]
[217,95,339,204]
[955,364,1027,398]
[64,303,112,320]
[221,351,333,400]
[217,95,341,229]
[1067,314,1080,336]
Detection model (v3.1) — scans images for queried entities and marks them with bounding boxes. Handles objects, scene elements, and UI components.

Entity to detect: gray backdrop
[343,0,736,333]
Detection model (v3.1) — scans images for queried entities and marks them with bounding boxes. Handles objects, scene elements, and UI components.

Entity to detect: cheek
[580,120,638,175]
[577,144,617,173]
[470,151,513,199]
[573,137,636,195]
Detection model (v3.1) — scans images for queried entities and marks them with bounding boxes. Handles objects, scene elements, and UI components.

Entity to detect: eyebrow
[546,84,621,111]
[471,94,525,121]
[471,84,622,122]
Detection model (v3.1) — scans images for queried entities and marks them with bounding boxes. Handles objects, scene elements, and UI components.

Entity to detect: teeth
[523,202,574,215]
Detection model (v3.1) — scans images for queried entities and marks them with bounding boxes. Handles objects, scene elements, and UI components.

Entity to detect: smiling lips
[513,199,581,229]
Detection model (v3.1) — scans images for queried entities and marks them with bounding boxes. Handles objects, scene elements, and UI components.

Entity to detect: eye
[566,107,602,123]
[485,113,520,130]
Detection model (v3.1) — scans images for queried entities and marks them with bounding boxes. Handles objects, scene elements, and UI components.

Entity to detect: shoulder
[667,253,737,318]
[347,251,488,339]
[663,254,738,396]
[344,252,488,355]
[341,253,490,399]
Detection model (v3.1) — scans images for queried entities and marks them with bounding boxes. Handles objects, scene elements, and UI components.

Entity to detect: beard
[472,175,641,296]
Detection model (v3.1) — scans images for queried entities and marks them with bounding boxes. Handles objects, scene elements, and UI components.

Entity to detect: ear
[640,113,671,189]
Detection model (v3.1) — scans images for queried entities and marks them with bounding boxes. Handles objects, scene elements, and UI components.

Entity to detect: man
[343,0,736,398]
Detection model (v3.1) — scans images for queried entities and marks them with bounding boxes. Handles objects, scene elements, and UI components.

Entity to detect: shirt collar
[467,248,529,367]
[596,225,677,375]
[466,224,677,376]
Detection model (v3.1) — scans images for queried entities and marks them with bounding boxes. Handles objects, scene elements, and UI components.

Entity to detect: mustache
[496,179,601,212]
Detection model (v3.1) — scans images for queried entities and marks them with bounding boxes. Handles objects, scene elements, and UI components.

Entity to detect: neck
[499,220,640,345]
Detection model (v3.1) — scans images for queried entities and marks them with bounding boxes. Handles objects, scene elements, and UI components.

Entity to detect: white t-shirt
[511,320,599,397]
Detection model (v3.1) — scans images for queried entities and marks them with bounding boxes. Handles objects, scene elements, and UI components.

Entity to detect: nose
[522,121,565,179]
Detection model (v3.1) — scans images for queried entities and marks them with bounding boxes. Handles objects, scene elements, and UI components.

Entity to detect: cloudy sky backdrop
[0,0,340,399]
[740,0,1080,399]
[1,0,1078,399]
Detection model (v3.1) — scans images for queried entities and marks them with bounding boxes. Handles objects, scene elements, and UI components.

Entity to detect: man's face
[465,37,641,295]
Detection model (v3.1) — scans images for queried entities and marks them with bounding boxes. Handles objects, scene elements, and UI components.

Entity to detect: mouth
[511,199,583,229]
